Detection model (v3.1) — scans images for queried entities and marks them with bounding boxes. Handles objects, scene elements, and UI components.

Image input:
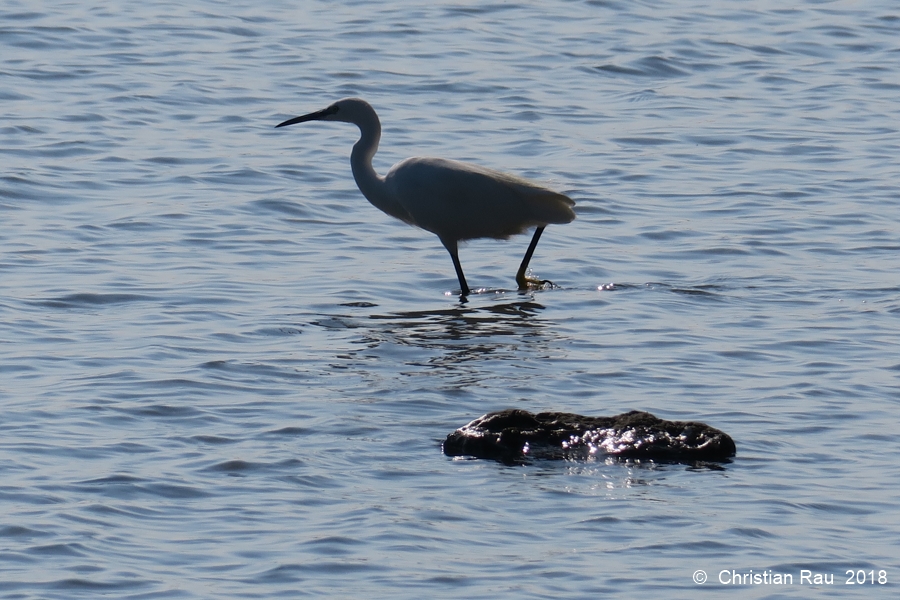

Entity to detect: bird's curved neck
[347,106,411,223]
[349,113,389,210]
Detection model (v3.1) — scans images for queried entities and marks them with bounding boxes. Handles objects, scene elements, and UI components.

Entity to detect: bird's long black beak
[275,105,337,128]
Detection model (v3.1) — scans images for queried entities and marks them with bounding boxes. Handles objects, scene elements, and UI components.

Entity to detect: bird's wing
[385,157,574,241]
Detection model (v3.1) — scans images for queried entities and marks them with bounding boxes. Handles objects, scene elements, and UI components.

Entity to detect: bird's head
[275,97,375,128]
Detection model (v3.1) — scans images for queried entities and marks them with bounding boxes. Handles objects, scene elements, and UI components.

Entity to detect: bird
[275,98,575,296]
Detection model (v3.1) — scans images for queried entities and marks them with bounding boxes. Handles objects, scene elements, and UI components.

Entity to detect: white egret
[275,98,575,296]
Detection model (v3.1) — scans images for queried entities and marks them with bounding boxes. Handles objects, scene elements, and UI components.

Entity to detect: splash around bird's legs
[519,275,558,291]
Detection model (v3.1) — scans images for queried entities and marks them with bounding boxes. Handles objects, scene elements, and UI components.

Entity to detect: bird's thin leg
[443,239,471,296]
[516,226,549,289]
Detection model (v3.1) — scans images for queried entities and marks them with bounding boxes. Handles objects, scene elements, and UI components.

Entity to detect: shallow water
[3,0,900,597]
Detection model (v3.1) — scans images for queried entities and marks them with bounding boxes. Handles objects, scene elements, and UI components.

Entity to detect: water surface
[2,0,900,597]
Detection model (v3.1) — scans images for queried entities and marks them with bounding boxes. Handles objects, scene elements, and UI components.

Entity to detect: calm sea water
[3,0,900,597]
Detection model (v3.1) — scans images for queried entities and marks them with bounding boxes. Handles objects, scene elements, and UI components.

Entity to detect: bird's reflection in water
[322,299,567,380]
[372,300,546,339]
[374,300,554,357]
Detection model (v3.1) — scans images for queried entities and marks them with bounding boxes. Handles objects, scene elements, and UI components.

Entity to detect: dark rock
[443,409,736,464]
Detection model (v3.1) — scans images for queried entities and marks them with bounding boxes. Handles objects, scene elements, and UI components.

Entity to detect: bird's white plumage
[385,157,574,241]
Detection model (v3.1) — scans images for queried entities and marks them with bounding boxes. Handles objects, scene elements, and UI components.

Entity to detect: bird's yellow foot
[517,276,557,290]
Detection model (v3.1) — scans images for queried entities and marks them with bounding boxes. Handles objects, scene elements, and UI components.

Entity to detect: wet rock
[443,409,736,464]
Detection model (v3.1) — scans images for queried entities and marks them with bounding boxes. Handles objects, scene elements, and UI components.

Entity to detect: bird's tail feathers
[525,190,576,225]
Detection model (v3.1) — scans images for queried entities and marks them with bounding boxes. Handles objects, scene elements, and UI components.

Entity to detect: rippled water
[3,0,900,597]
